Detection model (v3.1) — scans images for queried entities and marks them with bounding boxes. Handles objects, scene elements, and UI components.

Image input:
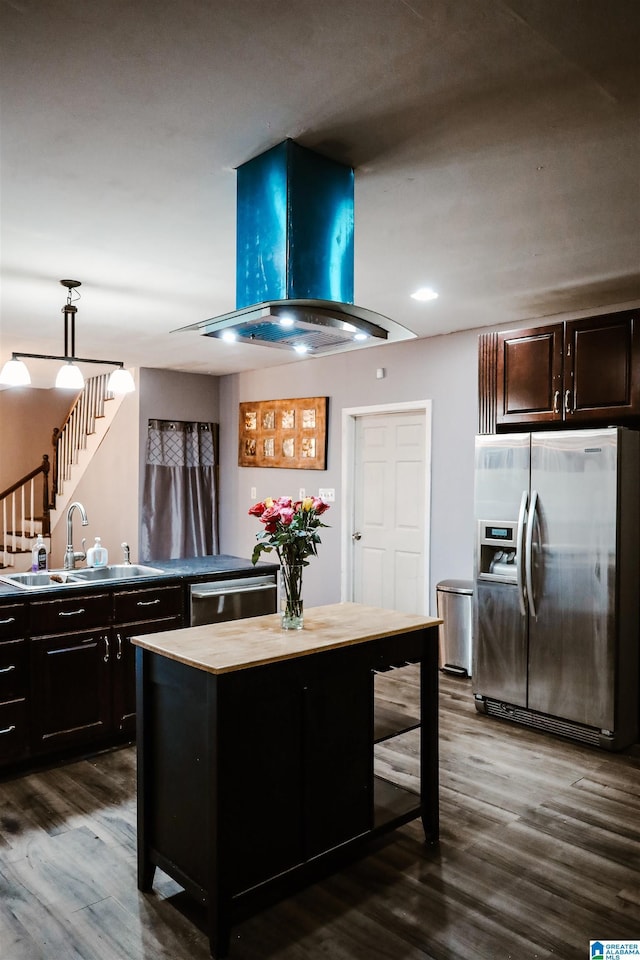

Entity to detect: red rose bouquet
[249,495,331,628]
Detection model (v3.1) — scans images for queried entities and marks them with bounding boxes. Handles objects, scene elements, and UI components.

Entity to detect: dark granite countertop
[0,554,279,600]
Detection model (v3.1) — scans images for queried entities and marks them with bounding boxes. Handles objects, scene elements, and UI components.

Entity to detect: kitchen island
[132,602,441,958]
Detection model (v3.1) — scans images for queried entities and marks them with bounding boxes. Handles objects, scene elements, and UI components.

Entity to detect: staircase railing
[51,373,113,508]
[0,455,50,567]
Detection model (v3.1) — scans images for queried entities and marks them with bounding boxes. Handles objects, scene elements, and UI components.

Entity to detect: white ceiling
[1,0,639,385]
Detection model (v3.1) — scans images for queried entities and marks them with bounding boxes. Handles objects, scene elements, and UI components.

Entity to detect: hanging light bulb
[107,367,135,394]
[0,357,31,386]
[55,360,85,390]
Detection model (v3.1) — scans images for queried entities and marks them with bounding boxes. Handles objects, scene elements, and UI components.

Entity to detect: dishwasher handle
[190,578,276,599]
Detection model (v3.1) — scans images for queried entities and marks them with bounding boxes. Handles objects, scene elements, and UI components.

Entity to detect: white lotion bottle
[86,537,108,568]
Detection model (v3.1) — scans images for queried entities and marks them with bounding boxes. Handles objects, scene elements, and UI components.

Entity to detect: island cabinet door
[220,660,305,895]
[220,649,373,895]
[302,647,373,858]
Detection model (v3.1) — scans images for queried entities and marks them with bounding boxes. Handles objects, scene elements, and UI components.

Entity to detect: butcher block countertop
[131,602,441,675]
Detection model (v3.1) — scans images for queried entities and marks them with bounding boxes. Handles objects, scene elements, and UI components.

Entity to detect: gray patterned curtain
[140,420,219,561]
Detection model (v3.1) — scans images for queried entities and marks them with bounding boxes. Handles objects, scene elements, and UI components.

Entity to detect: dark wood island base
[133,602,441,958]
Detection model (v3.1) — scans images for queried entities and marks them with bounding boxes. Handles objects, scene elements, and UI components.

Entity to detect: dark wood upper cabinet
[481,309,640,433]
[496,324,563,425]
[567,313,640,420]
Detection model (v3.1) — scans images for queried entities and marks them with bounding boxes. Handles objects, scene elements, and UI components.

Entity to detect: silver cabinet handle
[553,390,560,414]
[0,617,16,625]
[564,389,572,414]
[352,532,362,541]
[0,665,16,674]
[103,635,110,663]
[136,598,161,607]
[59,608,86,617]
[0,725,16,736]
[116,633,123,660]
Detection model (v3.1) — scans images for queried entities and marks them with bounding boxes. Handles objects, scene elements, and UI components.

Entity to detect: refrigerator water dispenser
[477,520,519,583]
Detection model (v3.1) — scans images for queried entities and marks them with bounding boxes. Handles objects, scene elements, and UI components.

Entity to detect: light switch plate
[318,487,335,501]
[250,487,257,499]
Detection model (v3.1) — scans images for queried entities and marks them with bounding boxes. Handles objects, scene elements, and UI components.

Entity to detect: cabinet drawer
[0,699,28,763]
[119,616,182,641]
[114,585,183,624]
[0,604,28,641]
[30,593,111,635]
[0,639,27,701]
[373,631,425,670]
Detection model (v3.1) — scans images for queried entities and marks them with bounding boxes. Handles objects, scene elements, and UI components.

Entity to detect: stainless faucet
[121,542,131,565]
[64,501,89,570]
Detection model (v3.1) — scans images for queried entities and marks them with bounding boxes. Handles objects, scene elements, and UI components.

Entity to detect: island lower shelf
[133,602,440,959]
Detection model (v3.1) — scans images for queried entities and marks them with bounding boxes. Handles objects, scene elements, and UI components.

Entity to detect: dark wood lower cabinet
[113,616,182,737]
[0,698,28,763]
[0,604,29,763]
[30,628,111,753]
[0,581,185,770]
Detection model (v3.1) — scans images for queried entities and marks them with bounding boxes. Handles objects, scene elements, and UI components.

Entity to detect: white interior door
[343,405,430,614]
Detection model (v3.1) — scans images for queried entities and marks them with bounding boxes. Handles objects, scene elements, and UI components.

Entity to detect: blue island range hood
[177,139,415,356]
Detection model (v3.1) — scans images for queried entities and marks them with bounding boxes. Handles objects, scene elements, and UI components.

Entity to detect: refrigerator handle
[525,488,538,620]
[516,490,528,617]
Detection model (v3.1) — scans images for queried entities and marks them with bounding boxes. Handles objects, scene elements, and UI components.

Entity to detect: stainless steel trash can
[436,579,473,677]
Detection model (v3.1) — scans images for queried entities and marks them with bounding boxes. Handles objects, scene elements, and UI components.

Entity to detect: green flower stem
[281,561,303,620]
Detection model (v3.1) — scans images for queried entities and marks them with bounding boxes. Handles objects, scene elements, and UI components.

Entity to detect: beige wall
[0,387,73,492]
[218,325,480,613]
[49,388,141,568]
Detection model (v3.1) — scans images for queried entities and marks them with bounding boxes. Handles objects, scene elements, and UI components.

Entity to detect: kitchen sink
[73,564,164,581]
[0,564,164,590]
[0,570,85,589]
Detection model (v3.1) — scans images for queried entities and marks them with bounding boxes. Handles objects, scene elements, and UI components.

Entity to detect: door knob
[352,531,362,541]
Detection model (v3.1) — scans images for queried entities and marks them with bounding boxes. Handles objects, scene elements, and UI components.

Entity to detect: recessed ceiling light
[221,330,237,342]
[354,333,368,341]
[411,287,439,302]
[293,343,309,354]
[279,315,295,328]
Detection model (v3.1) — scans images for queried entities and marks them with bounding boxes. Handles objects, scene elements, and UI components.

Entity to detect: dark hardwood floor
[0,669,638,959]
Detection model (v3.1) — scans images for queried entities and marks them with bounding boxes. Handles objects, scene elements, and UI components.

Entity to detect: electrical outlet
[299,488,306,500]
[318,487,335,501]
[250,487,257,499]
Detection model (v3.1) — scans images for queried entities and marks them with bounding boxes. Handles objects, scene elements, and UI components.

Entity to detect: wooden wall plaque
[238,397,328,469]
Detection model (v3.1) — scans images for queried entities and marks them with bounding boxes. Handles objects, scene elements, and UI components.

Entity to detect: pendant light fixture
[0,280,135,393]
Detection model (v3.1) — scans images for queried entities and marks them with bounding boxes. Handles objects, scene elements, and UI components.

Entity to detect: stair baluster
[50,374,113,508]
[0,456,50,568]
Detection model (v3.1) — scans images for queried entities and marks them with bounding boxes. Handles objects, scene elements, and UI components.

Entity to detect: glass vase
[280,562,304,630]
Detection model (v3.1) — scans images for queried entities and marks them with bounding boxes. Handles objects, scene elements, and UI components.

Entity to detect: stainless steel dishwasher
[189,573,278,626]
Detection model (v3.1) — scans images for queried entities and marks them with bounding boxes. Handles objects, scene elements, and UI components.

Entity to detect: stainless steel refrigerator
[473,427,639,750]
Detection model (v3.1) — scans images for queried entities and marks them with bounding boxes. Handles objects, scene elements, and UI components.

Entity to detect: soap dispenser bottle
[31,535,48,572]
[86,537,108,568]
